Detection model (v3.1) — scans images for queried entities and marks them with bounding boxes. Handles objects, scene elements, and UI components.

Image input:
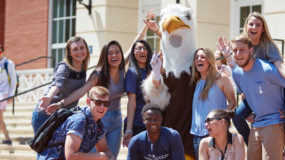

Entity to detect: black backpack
[29,106,87,153]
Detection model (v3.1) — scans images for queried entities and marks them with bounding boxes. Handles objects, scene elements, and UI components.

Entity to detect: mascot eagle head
[159,4,196,78]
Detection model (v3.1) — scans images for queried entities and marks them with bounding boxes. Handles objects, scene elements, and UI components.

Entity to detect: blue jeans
[232,99,251,146]
[193,134,208,160]
[90,110,122,159]
[31,109,50,134]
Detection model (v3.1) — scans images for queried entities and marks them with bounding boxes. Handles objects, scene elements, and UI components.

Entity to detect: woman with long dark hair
[122,40,153,147]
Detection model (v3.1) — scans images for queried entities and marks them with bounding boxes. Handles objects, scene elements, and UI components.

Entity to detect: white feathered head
[159,4,196,78]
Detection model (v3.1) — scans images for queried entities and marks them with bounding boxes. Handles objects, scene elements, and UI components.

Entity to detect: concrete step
[5,119,31,127]
[6,126,33,135]
[0,144,33,151]
[4,113,32,120]
[0,153,36,160]
[6,105,35,112]
[117,146,128,160]
[0,134,33,142]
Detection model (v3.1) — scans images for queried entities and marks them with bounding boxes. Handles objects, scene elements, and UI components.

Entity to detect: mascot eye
[185,13,191,20]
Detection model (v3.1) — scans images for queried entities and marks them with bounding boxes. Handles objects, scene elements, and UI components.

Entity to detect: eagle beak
[162,16,191,34]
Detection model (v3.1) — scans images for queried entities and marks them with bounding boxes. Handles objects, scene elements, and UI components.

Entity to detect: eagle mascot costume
[142,4,196,159]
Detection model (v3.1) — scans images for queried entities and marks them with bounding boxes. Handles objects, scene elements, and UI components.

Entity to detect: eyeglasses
[205,117,222,124]
[89,98,110,107]
[135,47,147,51]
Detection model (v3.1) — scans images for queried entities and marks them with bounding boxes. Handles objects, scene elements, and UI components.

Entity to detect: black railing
[0,65,96,103]
[15,56,54,67]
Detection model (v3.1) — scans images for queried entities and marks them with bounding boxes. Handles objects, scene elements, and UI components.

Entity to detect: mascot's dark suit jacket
[161,68,195,156]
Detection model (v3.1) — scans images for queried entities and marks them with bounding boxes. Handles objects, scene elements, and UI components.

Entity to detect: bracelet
[59,101,64,108]
[125,129,133,134]
[155,28,159,33]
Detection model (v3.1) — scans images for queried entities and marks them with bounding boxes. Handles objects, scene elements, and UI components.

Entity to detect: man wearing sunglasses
[38,86,114,160]
[127,103,185,160]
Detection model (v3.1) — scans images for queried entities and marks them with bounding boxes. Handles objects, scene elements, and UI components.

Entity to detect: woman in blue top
[190,48,236,160]
[31,36,90,134]
[122,40,153,147]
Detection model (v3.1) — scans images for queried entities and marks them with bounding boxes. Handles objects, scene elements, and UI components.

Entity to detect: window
[230,0,263,39]
[139,0,161,53]
[51,0,76,67]
[146,16,161,52]
[239,5,262,33]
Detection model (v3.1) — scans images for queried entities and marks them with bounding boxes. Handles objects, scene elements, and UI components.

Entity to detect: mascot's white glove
[150,53,162,81]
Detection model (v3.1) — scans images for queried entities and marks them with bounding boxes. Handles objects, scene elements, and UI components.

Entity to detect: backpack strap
[4,61,11,87]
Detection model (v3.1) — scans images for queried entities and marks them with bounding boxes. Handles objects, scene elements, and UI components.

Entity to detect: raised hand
[143,11,159,33]
[217,36,231,57]
[217,36,235,68]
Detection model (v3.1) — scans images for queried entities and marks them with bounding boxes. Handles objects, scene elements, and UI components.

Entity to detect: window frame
[49,0,76,68]
[138,0,161,52]
[230,0,264,39]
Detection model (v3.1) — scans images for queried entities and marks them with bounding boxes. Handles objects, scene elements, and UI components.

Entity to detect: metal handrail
[15,56,54,68]
[0,65,96,103]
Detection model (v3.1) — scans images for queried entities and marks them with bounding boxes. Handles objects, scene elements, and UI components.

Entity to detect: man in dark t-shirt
[127,103,185,160]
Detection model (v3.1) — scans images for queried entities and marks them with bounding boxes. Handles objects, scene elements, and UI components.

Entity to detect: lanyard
[218,144,228,160]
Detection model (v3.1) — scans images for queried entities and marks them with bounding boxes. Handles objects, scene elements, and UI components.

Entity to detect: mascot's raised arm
[142,4,196,159]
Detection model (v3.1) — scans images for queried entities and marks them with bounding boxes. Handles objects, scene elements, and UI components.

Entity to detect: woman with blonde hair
[190,48,236,159]
[199,109,245,160]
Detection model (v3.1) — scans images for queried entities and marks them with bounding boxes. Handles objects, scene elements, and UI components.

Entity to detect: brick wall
[4,0,49,70]
[0,0,5,46]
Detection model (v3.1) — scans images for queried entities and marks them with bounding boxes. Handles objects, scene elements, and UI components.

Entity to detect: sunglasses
[205,117,222,124]
[89,98,110,107]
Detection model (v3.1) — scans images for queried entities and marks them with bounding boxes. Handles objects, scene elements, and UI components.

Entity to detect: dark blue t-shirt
[124,67,148,127]
[127,127,185,160]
